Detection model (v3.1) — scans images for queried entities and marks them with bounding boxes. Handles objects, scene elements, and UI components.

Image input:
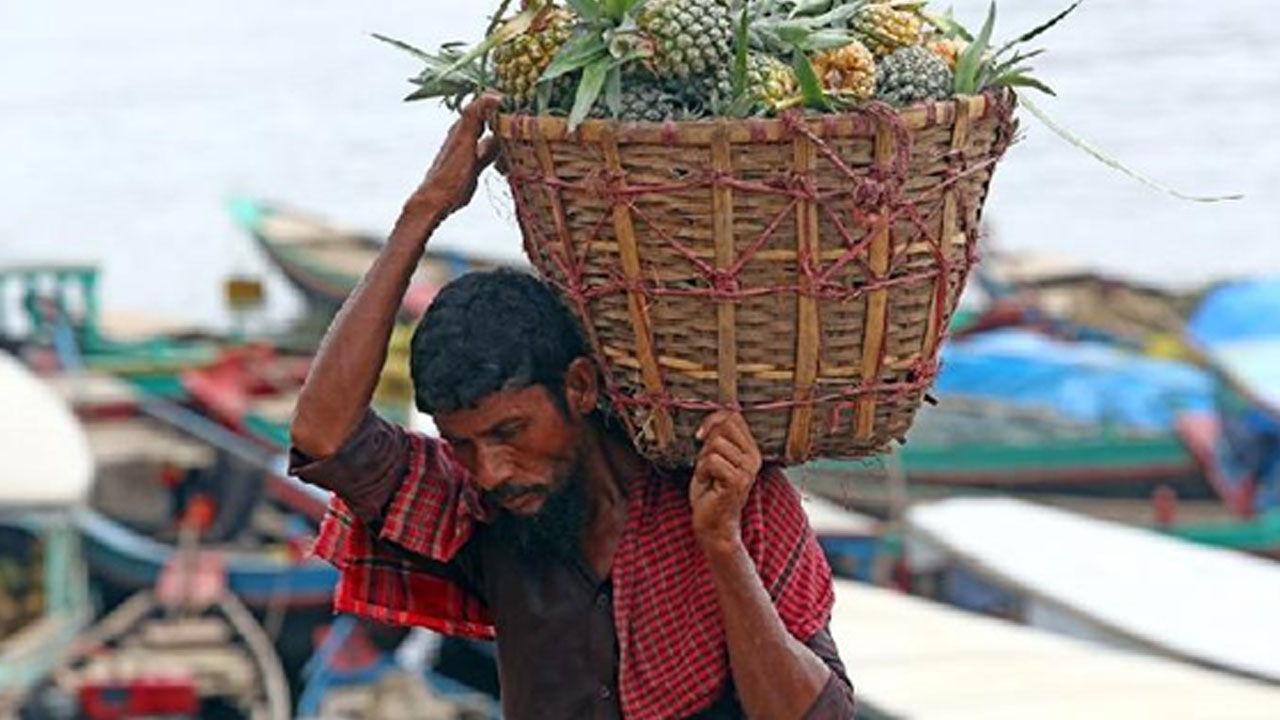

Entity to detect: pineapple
[926,36,967,70]
[677,53,796,113]
[591,82,686,122]
[748,53,798,111]
[638,0,735,81]
[876,46,953,107]
[491,5,576,109]
[850,4,923,58]
[811,41,877,101]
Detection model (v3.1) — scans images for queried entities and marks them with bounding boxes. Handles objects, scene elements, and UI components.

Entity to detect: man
[290,95,854,720]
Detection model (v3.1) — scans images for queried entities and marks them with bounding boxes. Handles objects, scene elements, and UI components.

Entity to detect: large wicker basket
[495,91,1018,467]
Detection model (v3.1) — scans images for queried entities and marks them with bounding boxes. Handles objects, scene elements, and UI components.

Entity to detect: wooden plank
[600,130,675,451]
[785,134,822,464]
[855,121,898,442]
[711,123,739,407]
[531,125,576,273]
[922,96,977,359]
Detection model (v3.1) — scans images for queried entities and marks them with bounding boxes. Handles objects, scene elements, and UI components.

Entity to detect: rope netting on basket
[496,91,1018,467]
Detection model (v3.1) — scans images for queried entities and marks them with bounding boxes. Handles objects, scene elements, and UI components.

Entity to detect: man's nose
[473,444,515,492]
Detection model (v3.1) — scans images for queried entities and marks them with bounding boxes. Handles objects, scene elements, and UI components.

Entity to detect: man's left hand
[690,411,763,553]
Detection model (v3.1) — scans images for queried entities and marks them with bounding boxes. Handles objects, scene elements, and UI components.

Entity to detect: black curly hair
[410,269,590,415]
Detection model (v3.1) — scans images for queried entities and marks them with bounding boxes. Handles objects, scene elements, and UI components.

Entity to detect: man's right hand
[404,93,503,222]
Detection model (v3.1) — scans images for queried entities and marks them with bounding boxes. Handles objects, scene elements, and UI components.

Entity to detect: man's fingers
[699,435,749,470]
[696,410,734,441]
[700,455,740,485]
[460,93,503,128]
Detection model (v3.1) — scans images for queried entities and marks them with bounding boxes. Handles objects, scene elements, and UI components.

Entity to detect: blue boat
[1187,277,1280,513]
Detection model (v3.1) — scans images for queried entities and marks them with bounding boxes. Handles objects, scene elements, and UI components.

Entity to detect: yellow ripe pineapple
[811,41,877,101]
[927,37,967,70]
[491,6,576,108]
[850,4,923,58]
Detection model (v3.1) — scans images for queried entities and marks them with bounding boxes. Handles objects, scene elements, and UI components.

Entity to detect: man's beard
[492,470,588,561]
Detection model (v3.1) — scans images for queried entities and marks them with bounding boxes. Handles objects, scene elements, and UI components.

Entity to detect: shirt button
[598,685,612,700]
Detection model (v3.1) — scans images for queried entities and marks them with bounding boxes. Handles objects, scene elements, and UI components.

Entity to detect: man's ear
[563,357,599,418]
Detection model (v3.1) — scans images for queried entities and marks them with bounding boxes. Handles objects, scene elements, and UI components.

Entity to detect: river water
[3,0,1276,328]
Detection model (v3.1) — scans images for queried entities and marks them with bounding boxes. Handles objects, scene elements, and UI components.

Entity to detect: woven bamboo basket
[495,90,1018,467]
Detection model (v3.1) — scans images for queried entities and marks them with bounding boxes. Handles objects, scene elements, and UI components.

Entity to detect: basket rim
[493,90,1014,145]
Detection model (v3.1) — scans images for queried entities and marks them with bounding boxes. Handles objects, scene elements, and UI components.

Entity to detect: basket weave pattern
[496,92,1017,467]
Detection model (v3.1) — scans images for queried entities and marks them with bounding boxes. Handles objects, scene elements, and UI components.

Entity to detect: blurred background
[2,1,1279,718]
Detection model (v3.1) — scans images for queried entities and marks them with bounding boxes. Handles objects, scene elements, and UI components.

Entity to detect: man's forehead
[435,385,551,436]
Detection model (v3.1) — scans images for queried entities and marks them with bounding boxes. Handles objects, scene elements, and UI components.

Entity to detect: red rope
[504,95,1015,446]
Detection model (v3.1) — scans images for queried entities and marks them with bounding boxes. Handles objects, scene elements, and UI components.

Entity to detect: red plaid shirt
[309,424,837,720]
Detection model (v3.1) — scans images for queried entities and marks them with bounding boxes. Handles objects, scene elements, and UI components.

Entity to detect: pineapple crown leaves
[373,36,491,108]
[373,0,553,107]
[539,0,659,128]
[950,1,1081,97]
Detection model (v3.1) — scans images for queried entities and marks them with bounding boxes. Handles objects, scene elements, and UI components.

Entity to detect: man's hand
[690,411,763,553]
[404,93,503,222]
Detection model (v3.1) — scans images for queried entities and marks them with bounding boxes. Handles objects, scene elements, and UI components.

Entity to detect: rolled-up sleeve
[802,626,855,719]
[289,410,409,526]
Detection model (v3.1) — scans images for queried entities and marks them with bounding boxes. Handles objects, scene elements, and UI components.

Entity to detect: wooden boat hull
[229,197,504,320]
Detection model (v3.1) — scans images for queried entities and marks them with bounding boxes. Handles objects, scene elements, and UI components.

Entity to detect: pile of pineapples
[385,0,1072,128]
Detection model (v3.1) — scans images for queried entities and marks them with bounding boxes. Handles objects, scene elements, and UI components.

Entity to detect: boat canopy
[1189,276,1280,348]
[936,329,1213,431]
[905,498,1280,683]
[0,353,92,507]
[830,580,1280,719]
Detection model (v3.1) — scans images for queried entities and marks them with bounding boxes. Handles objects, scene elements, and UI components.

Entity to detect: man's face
[435,384,585,517]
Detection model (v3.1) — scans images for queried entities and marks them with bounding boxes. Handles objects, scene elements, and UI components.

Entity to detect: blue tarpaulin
[1188,276,1280,348]
[936,330,1214,432]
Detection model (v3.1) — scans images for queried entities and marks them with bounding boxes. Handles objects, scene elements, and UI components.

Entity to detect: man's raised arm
[290,94,501,459]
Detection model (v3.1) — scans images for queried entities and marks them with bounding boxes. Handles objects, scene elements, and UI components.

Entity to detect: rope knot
[711,270,741,298]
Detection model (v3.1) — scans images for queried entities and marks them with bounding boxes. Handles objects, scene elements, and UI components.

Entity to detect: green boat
[228,196,511,322]
[0,263,216,398]
[801,397,1204,498]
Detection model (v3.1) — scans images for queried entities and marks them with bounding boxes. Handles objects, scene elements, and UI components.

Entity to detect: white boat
[903,497,1280,683]
[0,352,93,708]
[830,580,1280,719]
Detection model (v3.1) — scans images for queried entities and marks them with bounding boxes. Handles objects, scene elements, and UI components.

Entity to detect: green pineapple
[592,83,687,122]
[491,5,577,109]
[875,46,953,107]
[637,0,736,81]
[675,54,796,114]
[747,53,798,111]
[850,4,922,57]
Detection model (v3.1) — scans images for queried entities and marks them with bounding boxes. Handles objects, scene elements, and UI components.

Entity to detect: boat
[966,251,1202,354]
[182,331,419,452]
[830,580,1280,719]
[902,497,1280,684]
[0,262,217,392]
[23,546,292,719]
[800,494,881,583]
[0,352,94,710]
[47,371,336,608]
[798,394,1208,498]
[49,371,337,691]
[1185,276,1280,515]
[295,617,500,720]
[229,196,511,321]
